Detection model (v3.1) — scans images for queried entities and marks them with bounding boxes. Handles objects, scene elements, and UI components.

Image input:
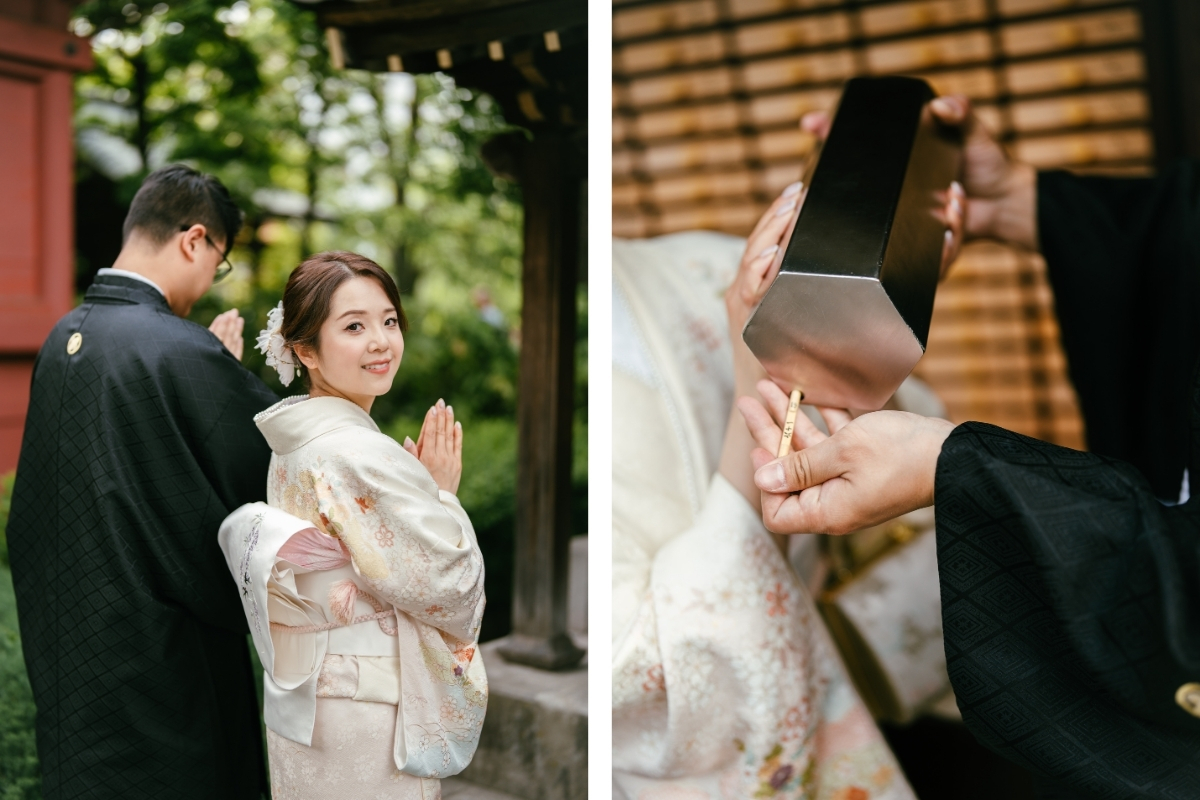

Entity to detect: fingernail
[455,421,462,429]
[782,180,803,198]
[755,462,788,492]
[951,180,963,195]
[944,229,953,245]
[404,436,414,447]
[757,244,780,260]
[437,398,445,408]
[775,201,796,217]
[931,97,953,114]
[951,195,962,216]
[446,405,453,414]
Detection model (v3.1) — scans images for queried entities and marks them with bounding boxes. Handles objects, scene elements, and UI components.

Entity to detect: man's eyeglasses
[180,225,233,283]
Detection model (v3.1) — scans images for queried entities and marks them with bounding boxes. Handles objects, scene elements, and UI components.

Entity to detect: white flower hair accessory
[256,301,298,387]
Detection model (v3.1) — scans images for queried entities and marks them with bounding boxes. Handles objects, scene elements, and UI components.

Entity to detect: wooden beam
[496,131,584,670]
[326,0,585,57]
[315,0,526,26]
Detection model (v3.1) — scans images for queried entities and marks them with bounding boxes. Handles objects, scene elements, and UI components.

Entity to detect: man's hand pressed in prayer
[209,308,245,361]
[737,380,955,535]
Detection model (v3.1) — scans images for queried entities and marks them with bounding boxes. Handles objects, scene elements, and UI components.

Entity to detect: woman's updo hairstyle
[281,251,408,359]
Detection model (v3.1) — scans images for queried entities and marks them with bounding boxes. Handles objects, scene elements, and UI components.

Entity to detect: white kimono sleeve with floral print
[613,474,914,800]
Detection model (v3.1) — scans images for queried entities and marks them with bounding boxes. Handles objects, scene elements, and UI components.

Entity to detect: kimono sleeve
[313,442,485,644]
[612,474,910,799]
[438,490,479,550]
[1037,162,1200,498]
[169,327,279,510]
[141,324,277,630]
[935,422,1200,798]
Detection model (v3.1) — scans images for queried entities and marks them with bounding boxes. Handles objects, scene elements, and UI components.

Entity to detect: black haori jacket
[7,274,278,799]
[936,162,1200,798]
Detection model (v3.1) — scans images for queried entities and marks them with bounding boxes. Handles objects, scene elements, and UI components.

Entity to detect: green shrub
[0,471,40,798]
[0,471,14,570]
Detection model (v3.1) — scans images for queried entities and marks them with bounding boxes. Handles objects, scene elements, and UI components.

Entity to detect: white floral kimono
[612,233,915,800]
[219,395,486,800]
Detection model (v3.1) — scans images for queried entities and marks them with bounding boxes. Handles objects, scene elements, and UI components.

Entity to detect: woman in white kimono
[220,251,486,800]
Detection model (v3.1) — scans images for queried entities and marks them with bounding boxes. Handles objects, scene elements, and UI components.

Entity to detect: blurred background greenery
[0,1,586,796]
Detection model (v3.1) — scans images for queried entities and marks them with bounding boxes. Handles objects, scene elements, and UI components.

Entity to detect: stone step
[442,777,528,800]
[459,638,587,800]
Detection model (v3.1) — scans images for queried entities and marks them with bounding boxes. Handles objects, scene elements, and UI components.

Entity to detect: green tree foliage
[71,0,536,427]
[1,3,588,788]
[68,1,589,643]
[3,2,590,793]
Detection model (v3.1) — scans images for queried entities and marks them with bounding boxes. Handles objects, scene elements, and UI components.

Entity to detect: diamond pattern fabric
[936,421,1200,798]
[933,162,1200,799]
[7,275,278,799]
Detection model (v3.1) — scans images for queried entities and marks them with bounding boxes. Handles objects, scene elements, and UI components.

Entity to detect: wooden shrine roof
[295,0,586,133]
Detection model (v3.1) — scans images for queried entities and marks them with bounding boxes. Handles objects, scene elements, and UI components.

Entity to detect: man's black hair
[122,164,243,250]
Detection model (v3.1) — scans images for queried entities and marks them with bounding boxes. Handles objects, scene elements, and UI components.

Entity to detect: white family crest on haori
[255,301,298,386]
[219,393,487,784]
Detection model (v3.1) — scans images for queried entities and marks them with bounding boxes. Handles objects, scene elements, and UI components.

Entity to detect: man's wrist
[925,417,957,505]
[990,162,1039,251]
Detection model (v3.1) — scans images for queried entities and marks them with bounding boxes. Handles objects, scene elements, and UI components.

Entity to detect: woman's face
[296,276,404,412]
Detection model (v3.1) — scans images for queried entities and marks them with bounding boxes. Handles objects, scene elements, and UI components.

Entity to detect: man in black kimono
[7,165,278,799]
[740,97,1200,798]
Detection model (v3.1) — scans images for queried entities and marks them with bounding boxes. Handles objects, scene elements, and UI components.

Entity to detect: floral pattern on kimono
[613,476,912,800]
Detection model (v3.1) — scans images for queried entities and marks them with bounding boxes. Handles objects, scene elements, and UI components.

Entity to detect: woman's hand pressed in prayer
[737,380,955,535]
[403,398,463,495]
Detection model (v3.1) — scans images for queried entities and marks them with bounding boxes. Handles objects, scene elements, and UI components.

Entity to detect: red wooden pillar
[0,12,91,472]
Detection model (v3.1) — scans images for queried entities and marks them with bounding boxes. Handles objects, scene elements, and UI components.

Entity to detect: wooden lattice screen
[613,0,1158,447]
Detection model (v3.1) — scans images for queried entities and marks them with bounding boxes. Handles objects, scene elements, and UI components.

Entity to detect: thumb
[930,94,969,125]
[403,436,418,456]
[754,436,841,493]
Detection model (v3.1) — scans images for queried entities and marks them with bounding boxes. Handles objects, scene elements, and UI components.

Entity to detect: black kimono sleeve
[1037,161,1200,500]
[936,422,1200,798]
[139,315,279,631]
[167,323,279,511]
[933,161,1200,798]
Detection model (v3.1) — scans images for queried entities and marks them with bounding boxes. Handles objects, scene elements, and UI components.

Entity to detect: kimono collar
[85,273,172,312]
[254,394,380,455]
